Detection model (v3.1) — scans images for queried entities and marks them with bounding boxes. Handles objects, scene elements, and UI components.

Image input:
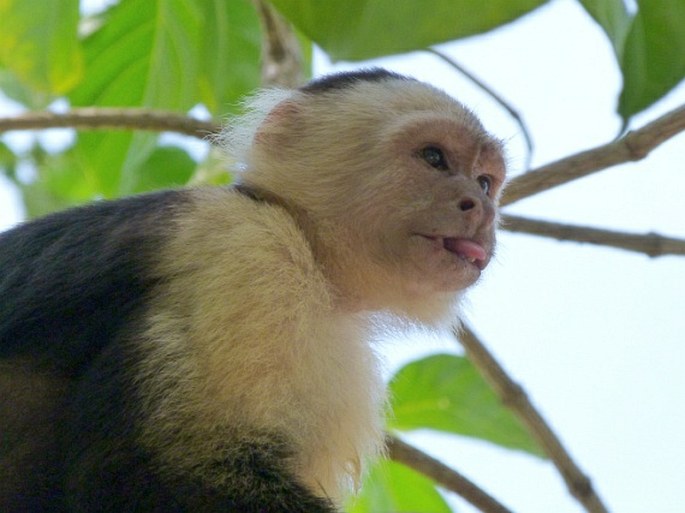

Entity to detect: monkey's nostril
[459,198,476,211]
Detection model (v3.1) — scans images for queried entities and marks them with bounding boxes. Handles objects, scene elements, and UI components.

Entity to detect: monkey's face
[243,81,506,319]
[344,113,506,307]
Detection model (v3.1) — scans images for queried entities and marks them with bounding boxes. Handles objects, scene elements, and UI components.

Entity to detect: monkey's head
[227,69,506,323]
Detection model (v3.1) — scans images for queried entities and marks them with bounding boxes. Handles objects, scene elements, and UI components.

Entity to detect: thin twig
[387,435,515,513]
[455,324,610,513]
[252,0,305,87]
[502,104,685,206]
[426,47,534,170]
[502,214,685,257]
[0,108,221,140]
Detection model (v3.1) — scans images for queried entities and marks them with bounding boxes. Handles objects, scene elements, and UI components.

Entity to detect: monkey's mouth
[418,235,488,271]
[443,237,488,270]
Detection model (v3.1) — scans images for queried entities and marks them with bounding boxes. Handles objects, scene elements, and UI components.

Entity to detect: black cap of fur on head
[299,68,413,94]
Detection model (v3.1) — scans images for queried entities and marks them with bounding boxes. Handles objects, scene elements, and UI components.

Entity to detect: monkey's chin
[437,261,481,292]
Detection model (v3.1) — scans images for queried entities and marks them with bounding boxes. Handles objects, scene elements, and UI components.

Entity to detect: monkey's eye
[419,146,449,171]
[477,175,492,195]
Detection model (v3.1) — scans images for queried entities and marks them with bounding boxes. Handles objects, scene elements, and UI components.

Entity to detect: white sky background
[1,0,684,512]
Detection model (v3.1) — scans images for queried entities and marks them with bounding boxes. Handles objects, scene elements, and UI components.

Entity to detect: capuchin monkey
[0,68,506,512]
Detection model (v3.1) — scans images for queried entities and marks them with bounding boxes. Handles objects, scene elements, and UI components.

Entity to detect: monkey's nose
[458,195,495,226]
[458,197,477,212]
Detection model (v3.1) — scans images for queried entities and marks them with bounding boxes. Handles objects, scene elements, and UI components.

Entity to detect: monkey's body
[0,69,505,512]
[1,186,382,512]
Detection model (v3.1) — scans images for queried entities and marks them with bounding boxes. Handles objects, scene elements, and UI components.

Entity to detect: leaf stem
[252,0,305,87]
[425,47,534,171]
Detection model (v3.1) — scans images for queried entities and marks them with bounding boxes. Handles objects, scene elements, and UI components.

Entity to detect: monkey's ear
[255,100,301,145]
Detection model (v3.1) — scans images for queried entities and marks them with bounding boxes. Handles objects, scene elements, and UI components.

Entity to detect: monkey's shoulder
[156,187,326,317]
[163,186,318,275]
[0,186,319,373]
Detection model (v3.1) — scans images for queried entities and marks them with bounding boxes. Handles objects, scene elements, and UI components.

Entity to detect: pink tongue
[443,238,487,261]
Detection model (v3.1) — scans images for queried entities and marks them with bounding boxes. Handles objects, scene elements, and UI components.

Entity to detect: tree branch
[501,104,685,206]
[455,324,610,513]
[501,214,685,257]
[0,108,221,140]
[387,435,514,513]
[252,0,305,87]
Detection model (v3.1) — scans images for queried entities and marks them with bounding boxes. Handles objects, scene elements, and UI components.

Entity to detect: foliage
[0,1,683,512]
[269,0,548,60]
[350,459,453,513]
[0,0,682,211]
[0,0,262,207]
[389,354,543,457]
[579,0,685,119]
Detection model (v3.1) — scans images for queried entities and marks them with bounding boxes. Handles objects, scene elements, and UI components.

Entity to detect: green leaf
[0,140,17,169]
[71,0,260,112]
[618,0,685,119]
[130,145,196,194]
[20,183,76,219]
[70,0,200,109]
[67,0,261,198]
[576,0,631,58]
[348,459,452,513]
[0,0,83,94]
[270,0,549,61]
[0,140,19,185]
[389,354,544,457]
[195,0,262,115]
[18,148,96,217]
[15,142,196,217]
[68,131,144,198]
[0,69,46,109]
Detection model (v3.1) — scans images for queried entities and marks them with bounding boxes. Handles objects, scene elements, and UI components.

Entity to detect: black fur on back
[0,189,189,377]
[299,67,412,94]
[0,187,338,512]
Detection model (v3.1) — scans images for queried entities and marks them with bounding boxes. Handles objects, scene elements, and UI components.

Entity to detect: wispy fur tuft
[217,87,292,170]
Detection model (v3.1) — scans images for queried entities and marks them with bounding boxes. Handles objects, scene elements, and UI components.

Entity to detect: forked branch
[252,0,305,87]
[502,104,685,206]
[455,324,610,513]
